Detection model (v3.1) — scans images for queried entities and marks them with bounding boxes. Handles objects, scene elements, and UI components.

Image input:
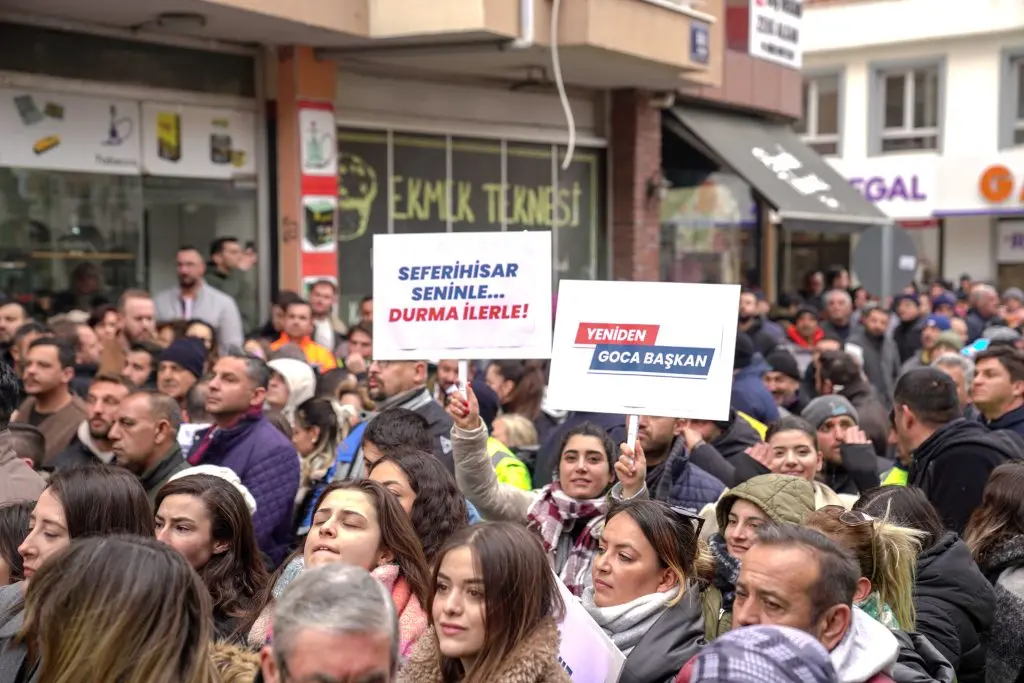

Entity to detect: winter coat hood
[267,358,316,426]
[830,606,899,683]
[715,474,816,531]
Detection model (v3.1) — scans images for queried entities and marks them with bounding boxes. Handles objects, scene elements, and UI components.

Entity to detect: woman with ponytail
[291,397,353,524]
[806,505,923,630]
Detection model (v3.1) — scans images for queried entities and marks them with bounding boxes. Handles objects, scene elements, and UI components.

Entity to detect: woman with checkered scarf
[447,385,647,597]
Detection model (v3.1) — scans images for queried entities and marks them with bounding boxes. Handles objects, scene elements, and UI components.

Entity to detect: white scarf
[581,586,679,655]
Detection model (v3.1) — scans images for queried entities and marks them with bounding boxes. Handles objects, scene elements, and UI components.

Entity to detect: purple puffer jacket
[191,414,300,566]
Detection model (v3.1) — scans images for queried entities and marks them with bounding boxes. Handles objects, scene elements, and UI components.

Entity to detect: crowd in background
[0,247,1023,682]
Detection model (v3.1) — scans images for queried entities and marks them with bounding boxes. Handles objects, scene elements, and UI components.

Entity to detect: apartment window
[796,75,840,155]
[880,66,940,152]
[1013,57,1024,145]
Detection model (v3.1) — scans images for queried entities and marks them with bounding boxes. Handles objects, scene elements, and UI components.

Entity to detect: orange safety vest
[270,334,338,371]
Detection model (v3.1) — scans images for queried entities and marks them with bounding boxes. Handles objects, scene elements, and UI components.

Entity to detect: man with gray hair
[821,289,853,343]
[190,351,299,565]
[933,354,979,420]
[259,563,398,683]
[108,390,189,506]
[966,283,1004,343]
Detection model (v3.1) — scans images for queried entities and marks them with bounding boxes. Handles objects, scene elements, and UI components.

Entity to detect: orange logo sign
[979,164,1024,203]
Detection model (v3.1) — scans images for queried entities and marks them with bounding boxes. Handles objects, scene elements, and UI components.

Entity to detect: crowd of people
[0,250,1024,682]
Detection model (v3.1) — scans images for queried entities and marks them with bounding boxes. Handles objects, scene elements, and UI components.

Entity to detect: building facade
[0,0,859,321]
[803,0,1024,290]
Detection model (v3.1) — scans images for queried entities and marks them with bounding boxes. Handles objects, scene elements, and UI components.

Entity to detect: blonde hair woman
[19,535,218,683]
[806,505,923,630]
[491,413,538,450]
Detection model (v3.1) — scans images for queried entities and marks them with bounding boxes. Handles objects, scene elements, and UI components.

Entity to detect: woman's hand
[446,385,481,431]
[615,441,647,499]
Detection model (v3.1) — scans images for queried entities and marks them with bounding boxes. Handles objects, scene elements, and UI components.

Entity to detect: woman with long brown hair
[964,461,1024,682]
[400,522,569,683]
[19,535,218,683]
[0,466,154,679]
[367,446,467,565]
[485,360,545,422]
[155,473,269,642]
[248,479,430,658]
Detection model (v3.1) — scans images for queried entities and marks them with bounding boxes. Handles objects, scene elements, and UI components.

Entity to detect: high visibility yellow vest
[486,437,532,491]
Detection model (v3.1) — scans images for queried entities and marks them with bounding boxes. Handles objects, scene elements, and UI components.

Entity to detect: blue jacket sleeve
[241,443,300,561]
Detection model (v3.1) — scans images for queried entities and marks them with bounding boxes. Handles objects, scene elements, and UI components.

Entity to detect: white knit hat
[168,465,258,515]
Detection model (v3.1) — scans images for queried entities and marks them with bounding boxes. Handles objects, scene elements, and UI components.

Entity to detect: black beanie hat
[765,348,801,382]
[158,337,207,379]
[734,333,755,370]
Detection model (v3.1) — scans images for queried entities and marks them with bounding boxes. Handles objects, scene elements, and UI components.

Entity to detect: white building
[802,0,1024,289]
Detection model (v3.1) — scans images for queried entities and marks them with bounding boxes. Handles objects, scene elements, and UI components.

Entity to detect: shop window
[999,52,1024,148]
[335,127,605,323]
[874,64,942,153]
[0,169,142,315]
[142,177,258,316]
[795,74,841,156]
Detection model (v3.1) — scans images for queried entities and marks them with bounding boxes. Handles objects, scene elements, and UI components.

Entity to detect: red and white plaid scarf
[526,482,609,597]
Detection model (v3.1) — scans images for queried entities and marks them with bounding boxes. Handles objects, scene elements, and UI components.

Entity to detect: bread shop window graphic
[577,323,716,378]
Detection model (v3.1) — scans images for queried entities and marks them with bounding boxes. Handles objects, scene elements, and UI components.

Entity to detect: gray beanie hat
[801,395,859,429]
[1002,287,1024,303]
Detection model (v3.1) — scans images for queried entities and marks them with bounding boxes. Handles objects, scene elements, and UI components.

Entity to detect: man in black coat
[894,368,1023,532]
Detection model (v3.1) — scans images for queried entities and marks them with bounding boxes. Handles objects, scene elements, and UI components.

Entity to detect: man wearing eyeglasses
[258,564,398,683]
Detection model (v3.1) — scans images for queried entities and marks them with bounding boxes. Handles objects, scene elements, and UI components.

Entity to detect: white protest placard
[555,575,626,683]
[546,280,741,421]
[372,231,553,360]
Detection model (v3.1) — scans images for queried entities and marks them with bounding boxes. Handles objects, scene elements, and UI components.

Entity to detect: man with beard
[366,358,454,472]
[0,303,27,369]
[51,373,133,469]
[846,303,900,409]
[11,338,87,465]
[635,414,724,512]
[738,290,783,356]
[154,246,244,351]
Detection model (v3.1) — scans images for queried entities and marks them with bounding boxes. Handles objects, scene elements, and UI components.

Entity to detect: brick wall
[609,89,661,282]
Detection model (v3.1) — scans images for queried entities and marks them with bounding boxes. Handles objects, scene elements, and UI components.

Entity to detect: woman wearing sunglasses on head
[806,505,922,630]
[582,499,718,683]
[706,474,816,633]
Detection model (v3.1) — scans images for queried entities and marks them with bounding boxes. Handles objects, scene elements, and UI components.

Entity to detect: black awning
[666,106,889,233]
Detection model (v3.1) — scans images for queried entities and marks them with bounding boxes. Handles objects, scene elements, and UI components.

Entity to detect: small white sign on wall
[749,0,803,69]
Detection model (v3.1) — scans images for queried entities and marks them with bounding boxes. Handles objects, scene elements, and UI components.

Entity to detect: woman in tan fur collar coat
[399,522,570,683]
